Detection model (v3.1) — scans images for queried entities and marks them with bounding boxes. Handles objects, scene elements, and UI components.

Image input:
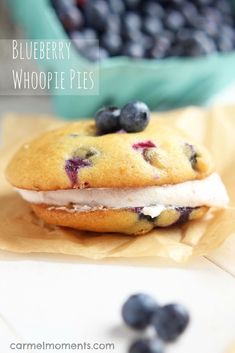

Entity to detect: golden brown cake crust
[6,117,213,191]
[31,204,208,235]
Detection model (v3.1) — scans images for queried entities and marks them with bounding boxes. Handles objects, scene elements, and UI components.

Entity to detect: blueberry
[122,12,142,36]
[165,10,185,31]
[178,31,216,57]
[142,16,163,36]
[120,102,150,132]
[59,6,84,30]
[51,0,74,11]
[122,42,145,59]
[181,3,198,24]
[124,29,143,43]
[184,143,198,169]
[79,28,97,41]
[175,207,193,225]
[84,0,110,31]
[143,2,164,19]
[122,293,158,330]
[129,339,165,353]
[106,14,121,33]
[196,0,214,5]
[201,7,222,25]
[70,29,97,52]
[216,0,233,15]
[95,106,121,134]
[108,0,125,14]
[81,46,109,62]
[65,157,91,186]
[217,36,234,52]
[149,36,171,59]
[101,32,122,56]
[202,19,219,38]
[151,304,190,342]
[124,0,141,10]
[140,34,154,51]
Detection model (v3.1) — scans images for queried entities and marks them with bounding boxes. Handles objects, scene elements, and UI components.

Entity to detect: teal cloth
[7,0,235,118]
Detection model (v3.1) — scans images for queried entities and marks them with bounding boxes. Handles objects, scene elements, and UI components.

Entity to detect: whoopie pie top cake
[6,102,229,234]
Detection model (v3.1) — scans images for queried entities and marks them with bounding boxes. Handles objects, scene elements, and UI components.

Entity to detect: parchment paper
[0,106,235,263]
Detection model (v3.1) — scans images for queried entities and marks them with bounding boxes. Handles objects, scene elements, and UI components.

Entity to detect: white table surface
[0,93,235,353]
[0,252,235,353]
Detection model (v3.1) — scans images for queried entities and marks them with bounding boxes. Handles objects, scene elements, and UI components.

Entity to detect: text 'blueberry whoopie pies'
[6,102,229,235]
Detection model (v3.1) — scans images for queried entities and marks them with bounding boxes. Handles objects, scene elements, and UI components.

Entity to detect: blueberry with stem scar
[122,293,159,330]
[95,106,121,135]
[151,303,190,342]
[120,102,150,133]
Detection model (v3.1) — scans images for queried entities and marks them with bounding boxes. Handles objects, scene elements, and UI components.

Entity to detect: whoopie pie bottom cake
[30,203,208,234]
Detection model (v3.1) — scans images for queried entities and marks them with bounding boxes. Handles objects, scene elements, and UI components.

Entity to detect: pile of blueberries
[122,293,190,353]
[51,0,235,61]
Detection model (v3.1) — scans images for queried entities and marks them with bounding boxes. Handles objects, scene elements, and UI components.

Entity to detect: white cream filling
[15,173,229,218]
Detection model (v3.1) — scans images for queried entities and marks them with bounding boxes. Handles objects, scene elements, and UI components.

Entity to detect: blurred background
[1,0,235,118]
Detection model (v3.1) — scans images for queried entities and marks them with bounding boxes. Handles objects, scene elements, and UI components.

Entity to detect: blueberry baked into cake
[6,102,229,235]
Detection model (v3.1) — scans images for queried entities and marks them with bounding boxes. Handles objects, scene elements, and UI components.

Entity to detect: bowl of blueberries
[8,0,235,118]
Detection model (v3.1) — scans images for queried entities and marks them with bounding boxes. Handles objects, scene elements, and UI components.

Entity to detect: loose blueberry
[122,293,159,330]
[120,102,150,133]
[151,304,190,342]
[95,106,121,134]
[129,339,165,353]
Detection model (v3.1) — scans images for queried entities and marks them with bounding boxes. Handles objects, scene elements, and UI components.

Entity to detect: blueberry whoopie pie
[6,105,229,235]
